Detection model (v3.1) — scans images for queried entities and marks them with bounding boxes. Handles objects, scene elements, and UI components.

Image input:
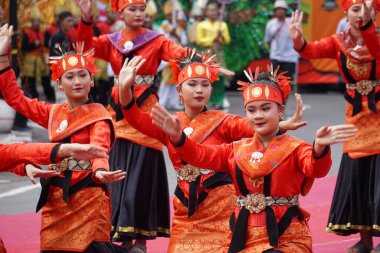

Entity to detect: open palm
[119,56,146,90]
[289,10,303,41]
[75,0,92,18]
[0,24,13,55]
[150,104,182,139]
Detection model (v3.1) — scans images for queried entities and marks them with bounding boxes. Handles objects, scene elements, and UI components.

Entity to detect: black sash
[36,172,107,212]
[174,171,232,217]
[228,166,302,253]
[340,52,379,115]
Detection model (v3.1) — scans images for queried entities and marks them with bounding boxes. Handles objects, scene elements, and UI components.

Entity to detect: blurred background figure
[195,0,231,110]
[158,1,187,111]
[21,6,55,103]
[265,0,298,97]
[49,11,74,57]
[336,16,350,33]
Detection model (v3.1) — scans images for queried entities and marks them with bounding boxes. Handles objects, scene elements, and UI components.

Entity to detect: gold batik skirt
[237,220,312,253]
[168,184,235,253]
[40,186,111,251]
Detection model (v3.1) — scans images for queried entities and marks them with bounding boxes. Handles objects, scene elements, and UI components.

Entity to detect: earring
[90,81,94,87]
[58,85,63,91]
[279,113,284,120]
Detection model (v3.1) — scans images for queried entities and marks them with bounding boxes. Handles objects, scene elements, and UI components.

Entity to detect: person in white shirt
[265,0,299,95]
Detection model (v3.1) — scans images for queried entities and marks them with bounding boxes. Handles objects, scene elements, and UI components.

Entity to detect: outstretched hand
[150,103,183,144]
[74,0,93,21]
[94,170,126,183]
[280,93,307,131]
[314,124,357,156]
[288,10,304,49]
[25,164,60,185]
[58,143,109,160]
[118,56,146,107]
[0,24,13,55]
[360,0,373,25]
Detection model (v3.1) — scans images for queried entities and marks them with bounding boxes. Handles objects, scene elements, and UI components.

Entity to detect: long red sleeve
[0,143,57,172]
[172,135,232,172]
[89,120,112,171]
[294,143,332,178]
[0,69,51,128]
[298,36,337,59]
[77,20,113,61]
[360,20,380,59]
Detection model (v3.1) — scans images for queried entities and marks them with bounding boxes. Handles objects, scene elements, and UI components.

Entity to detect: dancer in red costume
[0,24,126,252]
[116,51,306,252]
[74,0,233,251]
[149,66,357,253]
[290,1,380,252]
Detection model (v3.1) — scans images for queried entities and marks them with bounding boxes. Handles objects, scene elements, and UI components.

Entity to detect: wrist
[81,14,93,24]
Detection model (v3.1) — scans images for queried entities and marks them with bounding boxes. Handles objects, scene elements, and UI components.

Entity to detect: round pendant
[183,127,194,136]
[250,151,264,164]
[124,41,134,51]
[56,119,68,133]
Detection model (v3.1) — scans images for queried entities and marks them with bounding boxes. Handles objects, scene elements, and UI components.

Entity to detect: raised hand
[25,164,60,184]
[94,170,126,183]
[74,0,93,21]
[150,103,183,144]
[314,124,357,156]
[118,56,146,107]
[289,10,304,49]
[0,24,13,55]
[280,93,308,131]
[57,143,109,160]
[360,0,373,25]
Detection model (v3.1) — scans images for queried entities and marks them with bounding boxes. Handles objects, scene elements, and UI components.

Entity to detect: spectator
[265,0,299,89]
[196,1,231,110]
[21,13,56,102]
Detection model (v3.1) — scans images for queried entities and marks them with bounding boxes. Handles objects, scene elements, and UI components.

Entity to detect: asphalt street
[0,89,347,215]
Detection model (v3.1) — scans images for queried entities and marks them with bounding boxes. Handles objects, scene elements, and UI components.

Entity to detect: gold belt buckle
[244,193,266,213]
[356,80,373,95]
[50,158,69,173]
[178,164,201,182]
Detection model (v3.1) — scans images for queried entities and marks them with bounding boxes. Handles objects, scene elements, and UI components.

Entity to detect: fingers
[27,173,37,185]
[298,11,304,24]
[135,58,146,72]
[293,93,303,119]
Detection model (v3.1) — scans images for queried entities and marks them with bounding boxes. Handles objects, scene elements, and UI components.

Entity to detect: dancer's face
[177,78,212,111]
[245,100,283,139]
[59,68,93,106]
[120,4,146,29]
[346,3,375,29]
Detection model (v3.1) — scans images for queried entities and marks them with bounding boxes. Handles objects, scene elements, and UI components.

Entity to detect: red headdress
[111,0,146,12]
[49,42,99,81]
[169,48,220,85]
[341,0,368,11]
[238,65,291,106]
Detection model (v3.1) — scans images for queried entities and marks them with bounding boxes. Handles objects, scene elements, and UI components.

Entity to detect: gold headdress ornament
[111,0,146,12]
[238,64,291,106]
[169,48,220,85]
[49,41,98,81]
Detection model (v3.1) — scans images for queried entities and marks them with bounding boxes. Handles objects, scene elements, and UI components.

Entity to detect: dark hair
[206,0,220,8]
[253,72,280,90]
[58,11,72,23]
[178,55,203,70]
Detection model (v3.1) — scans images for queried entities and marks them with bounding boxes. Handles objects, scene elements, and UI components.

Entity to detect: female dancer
[116,52,306,252]
[74,0,233,251]
[150,67,357,253]
[290,1,380,252]
[0,24,126,252]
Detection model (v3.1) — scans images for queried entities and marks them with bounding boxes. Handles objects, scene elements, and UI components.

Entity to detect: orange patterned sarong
[40,186,111,251]
[168,184,236,253]
[235,220,312,253]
